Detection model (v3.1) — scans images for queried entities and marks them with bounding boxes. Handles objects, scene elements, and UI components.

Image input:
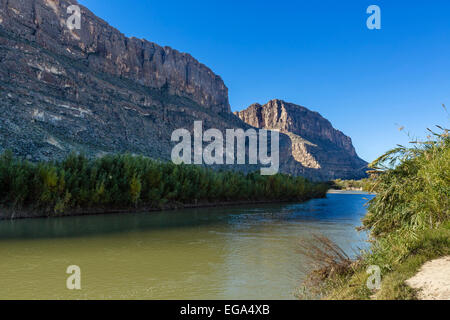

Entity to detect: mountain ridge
[235,99,367,178]
[0,0,367,180]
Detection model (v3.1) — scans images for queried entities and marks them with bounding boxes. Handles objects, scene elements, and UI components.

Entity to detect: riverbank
[320,222,450,300]
[301,127,449,300]
[330,179,370,192]
[0,151,328,220]
[327,189,373,195]
[0,197,326,220]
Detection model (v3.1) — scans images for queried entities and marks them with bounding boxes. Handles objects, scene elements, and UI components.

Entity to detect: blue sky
[78,0,450,162]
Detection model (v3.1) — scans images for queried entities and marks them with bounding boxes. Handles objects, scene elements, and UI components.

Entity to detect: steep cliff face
[0,0,366,180]
[0,0,233,162]
[236,100,357,157]
[235,100,368,179]
[0,0,229,113]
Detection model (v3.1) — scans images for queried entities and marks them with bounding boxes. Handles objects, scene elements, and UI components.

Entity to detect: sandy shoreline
[327,189,374,195]
[406,256,450,300]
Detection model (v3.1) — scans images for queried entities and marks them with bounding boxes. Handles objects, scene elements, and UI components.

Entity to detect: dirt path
[406,256,450,300]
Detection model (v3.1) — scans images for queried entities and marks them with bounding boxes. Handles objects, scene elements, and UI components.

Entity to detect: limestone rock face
[0,0,230,113]
[0,0,232,162]
[235,100,368,179]
[0,0,366,180]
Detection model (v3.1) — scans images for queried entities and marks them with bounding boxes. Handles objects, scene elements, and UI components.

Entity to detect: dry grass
[297,234,356,299]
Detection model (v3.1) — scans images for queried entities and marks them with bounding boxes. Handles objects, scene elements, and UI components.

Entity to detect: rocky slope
[235,100,368,179]
[0,0,366,180]
[0,0,233,161]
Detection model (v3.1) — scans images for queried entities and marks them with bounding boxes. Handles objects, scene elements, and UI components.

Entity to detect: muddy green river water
[0,192,373,299]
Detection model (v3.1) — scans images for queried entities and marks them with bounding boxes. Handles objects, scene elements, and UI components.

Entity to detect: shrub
[0,152,328,216]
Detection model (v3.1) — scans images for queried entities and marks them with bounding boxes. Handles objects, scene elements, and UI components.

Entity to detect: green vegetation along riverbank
[330,179,370,191]
[301,126,449,300]
[0,151,328,219]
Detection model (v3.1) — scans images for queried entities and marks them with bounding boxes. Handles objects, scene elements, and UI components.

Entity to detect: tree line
[0,151,328,216]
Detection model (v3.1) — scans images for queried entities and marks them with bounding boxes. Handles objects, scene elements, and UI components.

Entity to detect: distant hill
[235,100,367,180]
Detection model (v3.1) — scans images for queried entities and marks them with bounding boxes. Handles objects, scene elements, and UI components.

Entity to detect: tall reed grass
[362,126,449,236]
[299,121,450,300]
[0,152,328,216]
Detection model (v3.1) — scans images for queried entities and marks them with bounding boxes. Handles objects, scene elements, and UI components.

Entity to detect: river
[0,192,373,300]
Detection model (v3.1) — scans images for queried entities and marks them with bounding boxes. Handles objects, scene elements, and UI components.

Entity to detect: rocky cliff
[235,100,368,179]
[0,0,229,113]
[0,0,234,162]
[0,0,366,180]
